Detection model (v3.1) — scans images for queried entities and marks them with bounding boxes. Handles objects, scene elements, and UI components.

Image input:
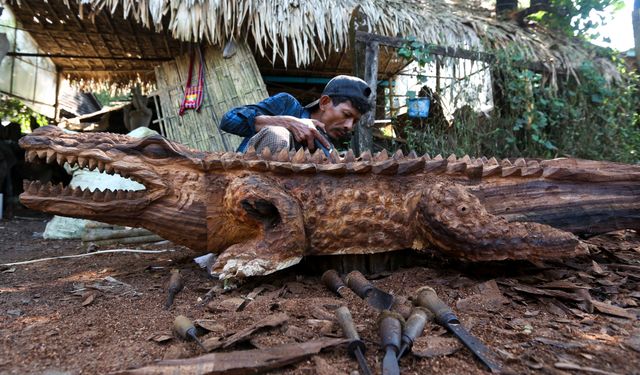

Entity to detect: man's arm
[219,93,301,137]
[220,93,330,150]
[254,116,331,150]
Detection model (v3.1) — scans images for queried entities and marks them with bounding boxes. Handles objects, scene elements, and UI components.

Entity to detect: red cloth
[179,47,205,116]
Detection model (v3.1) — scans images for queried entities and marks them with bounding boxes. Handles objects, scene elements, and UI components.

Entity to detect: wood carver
[19,126,640,280]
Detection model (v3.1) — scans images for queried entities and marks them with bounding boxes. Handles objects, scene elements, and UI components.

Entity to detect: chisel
[378,311,403,375]
[335,306,373,375]
[397,307,431,359]
[344,270,394,310]
[416,286,502,373]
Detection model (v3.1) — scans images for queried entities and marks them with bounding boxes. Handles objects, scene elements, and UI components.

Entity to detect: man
[219,75,372,156]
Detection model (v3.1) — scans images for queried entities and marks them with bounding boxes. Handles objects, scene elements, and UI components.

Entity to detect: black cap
[305,75,372,113]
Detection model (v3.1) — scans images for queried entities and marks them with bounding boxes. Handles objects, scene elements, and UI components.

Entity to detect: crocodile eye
[141,143,172,158]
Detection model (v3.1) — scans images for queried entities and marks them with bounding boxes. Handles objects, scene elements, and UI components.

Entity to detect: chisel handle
[415,286,458,325]
[336,306,361,342]
[402,308,430,347]
[344,270,374,298]
[321,269,346,294]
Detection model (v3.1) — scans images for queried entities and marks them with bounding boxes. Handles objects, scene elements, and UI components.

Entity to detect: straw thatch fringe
[61,0,619,83]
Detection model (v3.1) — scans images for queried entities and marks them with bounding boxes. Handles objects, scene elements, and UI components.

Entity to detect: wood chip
[411,335,462,358]
[81,292,96,306]
[222,313,289,349]
[513,284,583,301]
[591,300,636,319]
[591,260,605,275]
[147,333,173,343]
[115,338,348,375]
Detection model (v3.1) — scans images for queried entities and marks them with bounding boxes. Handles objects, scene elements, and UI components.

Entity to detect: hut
[1,0,621,153]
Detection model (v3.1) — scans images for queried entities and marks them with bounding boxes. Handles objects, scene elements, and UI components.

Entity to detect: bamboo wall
[153,43,268,151]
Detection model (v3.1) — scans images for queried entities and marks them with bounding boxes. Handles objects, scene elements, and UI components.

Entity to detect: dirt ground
[1,213,639,375]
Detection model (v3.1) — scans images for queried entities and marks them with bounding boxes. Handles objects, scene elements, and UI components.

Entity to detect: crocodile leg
[417,182,588,261]
[211,175,306,280]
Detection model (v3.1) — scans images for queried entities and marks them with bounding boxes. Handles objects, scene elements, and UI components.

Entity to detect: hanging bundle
[179,46,205,116]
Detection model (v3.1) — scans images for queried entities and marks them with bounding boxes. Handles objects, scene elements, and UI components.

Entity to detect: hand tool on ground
[397,307,431,359]
[378,310,403,375]
[335,306,373,375]
[173,315,207,351]
[164,269,184,309]
[321,269,348,297]
[416,286,502,373]
[344,270,394,310]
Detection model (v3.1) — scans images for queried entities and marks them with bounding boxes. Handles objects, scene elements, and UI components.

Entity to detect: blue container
[407,98,431,118]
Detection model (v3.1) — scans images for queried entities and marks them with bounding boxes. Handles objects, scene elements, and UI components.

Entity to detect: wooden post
[354,40,378,155]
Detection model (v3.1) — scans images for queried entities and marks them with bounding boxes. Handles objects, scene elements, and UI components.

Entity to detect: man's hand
[255,115,331,151]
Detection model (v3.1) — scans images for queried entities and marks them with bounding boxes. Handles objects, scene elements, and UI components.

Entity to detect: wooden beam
[355,31,550,72]
[353,39,378,155]
[7,52,172,61]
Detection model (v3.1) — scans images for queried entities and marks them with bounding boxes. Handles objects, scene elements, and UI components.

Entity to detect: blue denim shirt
[219,93,332,156]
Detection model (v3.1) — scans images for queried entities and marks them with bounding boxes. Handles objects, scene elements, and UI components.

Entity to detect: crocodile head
[19,126,211,251]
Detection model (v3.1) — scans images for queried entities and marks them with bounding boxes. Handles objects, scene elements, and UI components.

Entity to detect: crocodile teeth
[78,157,88,168]
[97,161,105,173]
[67,155,78,166]
[36,150,47,159]
[374,149,389,162]
[104,189,115,201]
[56,153,66,165]
[291,148,306,163]
[50,183,63,195]
[447,154,457,162]
[46,150,56,164]
[93,190,105,201]
[26,150,37,163]
[88,159,98,171]
[275,148,289,162]
[62,186,72,196]
[116,190,127,200]
[359,150,372,162]
[105,164,115,175]
[82,188,92,200]
[38,183,50,195]
[343,149,356,163]
[72,187,83,197]
[261,147,272,161]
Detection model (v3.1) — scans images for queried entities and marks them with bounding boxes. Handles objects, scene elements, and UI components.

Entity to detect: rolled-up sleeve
[219,93,301,137]
[220,107,259,137]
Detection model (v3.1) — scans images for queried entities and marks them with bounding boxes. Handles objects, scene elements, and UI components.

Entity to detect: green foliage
[0,96,49,134]
[397,48,640,163]
[527,0,625,39]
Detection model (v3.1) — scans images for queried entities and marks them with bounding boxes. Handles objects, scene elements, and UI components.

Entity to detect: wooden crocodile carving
[19,126,640,280]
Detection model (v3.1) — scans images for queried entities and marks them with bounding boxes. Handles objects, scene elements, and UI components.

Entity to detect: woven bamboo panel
[154,43,268,152]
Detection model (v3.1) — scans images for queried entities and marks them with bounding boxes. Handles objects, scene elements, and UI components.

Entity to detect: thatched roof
[6,0,620,87]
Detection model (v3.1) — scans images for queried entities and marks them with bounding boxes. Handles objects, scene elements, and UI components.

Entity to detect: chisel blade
[447,322,502,373]
[382,348,400,375]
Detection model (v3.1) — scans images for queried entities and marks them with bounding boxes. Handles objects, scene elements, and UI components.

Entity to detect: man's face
[318,96,363,140]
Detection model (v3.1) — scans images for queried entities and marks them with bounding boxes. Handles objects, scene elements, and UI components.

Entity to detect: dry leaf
[82,293,96,306]
[591,260,605,275]
[148,333,173,343]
